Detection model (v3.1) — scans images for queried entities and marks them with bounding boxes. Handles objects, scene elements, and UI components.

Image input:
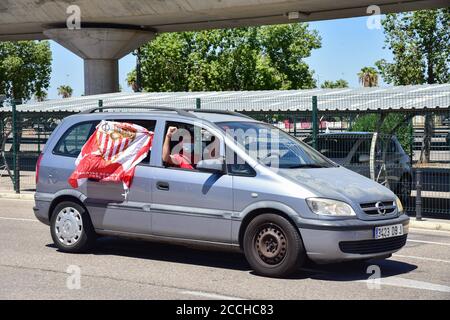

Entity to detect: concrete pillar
[43,28,155,95]
[84,59,119,95]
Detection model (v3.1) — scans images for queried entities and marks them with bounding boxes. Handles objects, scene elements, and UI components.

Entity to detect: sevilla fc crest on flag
[68,120,153,190]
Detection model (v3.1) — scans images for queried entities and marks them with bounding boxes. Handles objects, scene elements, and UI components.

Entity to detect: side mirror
[358,154,370,163]
[196,157,225,173]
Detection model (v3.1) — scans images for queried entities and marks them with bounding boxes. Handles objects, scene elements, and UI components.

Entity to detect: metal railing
[1,93,449,218]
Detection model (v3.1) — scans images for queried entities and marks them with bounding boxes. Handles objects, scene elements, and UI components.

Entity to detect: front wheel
[50,201,96,253]
[243,214,306,277]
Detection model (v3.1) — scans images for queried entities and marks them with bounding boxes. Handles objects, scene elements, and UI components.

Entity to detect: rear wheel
[243,213,306,277]
[50,201,96,253]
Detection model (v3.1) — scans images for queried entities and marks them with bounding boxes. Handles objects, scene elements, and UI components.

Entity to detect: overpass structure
[0,0,447,95]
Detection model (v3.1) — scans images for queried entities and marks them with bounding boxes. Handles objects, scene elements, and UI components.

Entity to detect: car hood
[277,166,396,205]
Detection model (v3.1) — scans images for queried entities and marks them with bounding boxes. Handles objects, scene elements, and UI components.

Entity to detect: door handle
[156,181,169,191]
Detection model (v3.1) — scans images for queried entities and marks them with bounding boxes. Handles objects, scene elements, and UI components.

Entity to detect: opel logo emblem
[375,201,387,215]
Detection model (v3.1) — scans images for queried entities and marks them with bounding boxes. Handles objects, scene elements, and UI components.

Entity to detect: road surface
[0,198,449,300]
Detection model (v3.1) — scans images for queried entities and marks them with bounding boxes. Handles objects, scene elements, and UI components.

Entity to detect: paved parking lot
[0,198,449,300]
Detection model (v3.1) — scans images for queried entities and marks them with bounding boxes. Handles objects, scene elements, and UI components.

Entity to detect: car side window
[54,122,97,157]
[388,139,397,154]
[97,119,156,164]
[53,119,156,162]
[316,138,357,159]
[162,121,221,170]
[121,120,156,164]
[351,139,371,163]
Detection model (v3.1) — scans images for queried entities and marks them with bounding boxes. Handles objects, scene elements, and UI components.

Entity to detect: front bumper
[298,214,409,263]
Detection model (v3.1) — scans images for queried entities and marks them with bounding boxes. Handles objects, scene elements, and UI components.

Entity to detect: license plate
[374,224,404,239]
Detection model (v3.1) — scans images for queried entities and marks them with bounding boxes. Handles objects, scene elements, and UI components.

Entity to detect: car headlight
[306,198,356,216]
[396,197,404,215]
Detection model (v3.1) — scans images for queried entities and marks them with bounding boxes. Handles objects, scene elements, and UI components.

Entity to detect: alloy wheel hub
[55,207,83,246]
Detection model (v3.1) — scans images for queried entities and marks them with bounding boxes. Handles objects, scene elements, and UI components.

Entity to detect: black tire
[243,213,306,277]
[50,201,96,253]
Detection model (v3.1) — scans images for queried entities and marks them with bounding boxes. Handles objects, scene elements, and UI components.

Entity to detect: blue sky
[47,16,393,99]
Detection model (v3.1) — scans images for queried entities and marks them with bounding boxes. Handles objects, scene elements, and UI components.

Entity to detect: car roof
[69,108,258,125]
[194,112,256,123]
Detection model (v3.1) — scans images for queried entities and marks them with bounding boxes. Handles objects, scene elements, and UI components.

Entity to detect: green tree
[127,69,139,92]
[375,9,449,85]
[35,90,47,102]
[127,24,321,92]
[351,113,412,155]
[0,41,52,102]
[375,8,449,163]
[258,24,321,89]
[57,85,73,98]
[357,66,378,87]
[321,79,349,89]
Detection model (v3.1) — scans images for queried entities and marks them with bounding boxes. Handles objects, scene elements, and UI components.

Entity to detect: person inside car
[162,126,194,170]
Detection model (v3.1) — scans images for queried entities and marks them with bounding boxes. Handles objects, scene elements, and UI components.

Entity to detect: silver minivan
[34,107,409,277]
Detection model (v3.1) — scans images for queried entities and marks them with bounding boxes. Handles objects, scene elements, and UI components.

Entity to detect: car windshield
[304,136,359,158]
[217,121,336,169]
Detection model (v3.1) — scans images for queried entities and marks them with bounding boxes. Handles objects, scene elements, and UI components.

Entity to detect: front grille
[339,234,407,254]
[360,201,396,215]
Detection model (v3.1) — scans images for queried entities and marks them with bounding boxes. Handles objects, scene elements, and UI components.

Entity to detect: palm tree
[358,67,378,87]
[57,85,73,98]
[321,79,349,89]
[126,70,139,92]
[35,90,47,102]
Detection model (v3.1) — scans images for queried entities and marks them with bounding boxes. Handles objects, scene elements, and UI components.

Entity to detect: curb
[0,192,34,200]
[409,219,450,232]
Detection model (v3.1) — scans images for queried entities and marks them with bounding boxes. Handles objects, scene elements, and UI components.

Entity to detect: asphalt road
[0,198,449,300]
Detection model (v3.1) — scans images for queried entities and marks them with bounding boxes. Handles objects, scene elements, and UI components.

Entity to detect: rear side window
[53,120,156,162]
[54,122,96,157]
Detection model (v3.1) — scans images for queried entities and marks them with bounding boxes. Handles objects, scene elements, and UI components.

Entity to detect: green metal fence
[1,92,449,218]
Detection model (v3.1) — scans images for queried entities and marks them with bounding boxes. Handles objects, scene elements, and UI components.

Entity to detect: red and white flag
[68,120,153,190]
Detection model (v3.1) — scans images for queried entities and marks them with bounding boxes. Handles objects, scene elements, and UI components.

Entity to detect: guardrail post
[409,117,414,161]
[136,47,142,92]
[194,98,202,165]
[0,114,3,144]
[312,96,318,150]
[293,115,297,137]
[37,121,41,153]
[11,99,20,193]
[415,168,422,220]
[98,99,103,112]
